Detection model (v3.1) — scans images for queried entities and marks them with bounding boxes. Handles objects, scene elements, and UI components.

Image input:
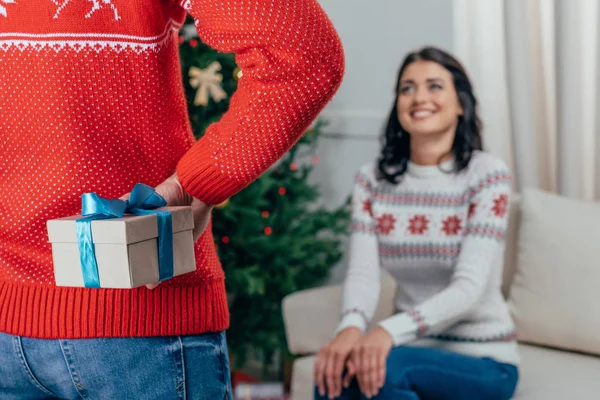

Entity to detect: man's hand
[121,173,213,289]
[153,173,213,242]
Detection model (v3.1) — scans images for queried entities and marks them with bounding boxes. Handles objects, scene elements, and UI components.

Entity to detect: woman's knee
[384,346,423,380]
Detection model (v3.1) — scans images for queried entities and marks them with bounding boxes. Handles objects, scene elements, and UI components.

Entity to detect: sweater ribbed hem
[0,279,229,339]
[177,143,244,206]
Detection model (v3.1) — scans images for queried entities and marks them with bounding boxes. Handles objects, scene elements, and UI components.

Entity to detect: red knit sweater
[0,1,344,339]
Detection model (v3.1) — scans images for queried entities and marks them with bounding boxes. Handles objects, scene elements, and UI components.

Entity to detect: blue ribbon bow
[76,183,174,288]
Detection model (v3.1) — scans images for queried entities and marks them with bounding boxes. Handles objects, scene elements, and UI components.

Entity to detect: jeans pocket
[13,336,57,398]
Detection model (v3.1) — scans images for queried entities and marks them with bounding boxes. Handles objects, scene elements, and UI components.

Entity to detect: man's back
[0,0,344,340]
[0,2,230,338]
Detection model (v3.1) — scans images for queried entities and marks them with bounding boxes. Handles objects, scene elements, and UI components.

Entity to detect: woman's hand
[314,327,363,398]
[347,326,393,398]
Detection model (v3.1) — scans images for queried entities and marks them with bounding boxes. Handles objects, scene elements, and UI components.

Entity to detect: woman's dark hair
[377,46,483,183]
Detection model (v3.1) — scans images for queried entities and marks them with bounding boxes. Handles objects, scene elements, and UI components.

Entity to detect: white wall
[312,0,455,283]
[318,0,455,139]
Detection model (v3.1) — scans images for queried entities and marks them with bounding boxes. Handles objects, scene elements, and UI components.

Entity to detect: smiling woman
[379,47,483,184]
[314,47,519,400]
[397,63,463,146]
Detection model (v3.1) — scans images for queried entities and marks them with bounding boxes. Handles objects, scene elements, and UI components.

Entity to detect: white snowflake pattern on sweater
[51,0,120,21]
[0,0,16,18]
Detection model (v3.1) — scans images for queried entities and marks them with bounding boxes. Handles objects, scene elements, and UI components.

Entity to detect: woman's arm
[176,0,344,205]
[335,166,382,335]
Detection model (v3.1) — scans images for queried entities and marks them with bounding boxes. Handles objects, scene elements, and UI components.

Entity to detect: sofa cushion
[290,344,600,400]
[509,188,600,356]
[515,344,600,398]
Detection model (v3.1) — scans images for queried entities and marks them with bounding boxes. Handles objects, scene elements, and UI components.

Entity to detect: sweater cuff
[377,312,423,346]
[176,143,242,206]
[334,312,368,337]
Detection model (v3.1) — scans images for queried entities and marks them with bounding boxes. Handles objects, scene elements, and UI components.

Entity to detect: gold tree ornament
[233,67,243,81]
[189,62,228,106]
[215,198,230,209]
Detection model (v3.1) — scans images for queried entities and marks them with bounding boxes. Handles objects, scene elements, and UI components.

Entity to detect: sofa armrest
[502,194,521,298]
[283,271,398,355]
[283,284,343,355]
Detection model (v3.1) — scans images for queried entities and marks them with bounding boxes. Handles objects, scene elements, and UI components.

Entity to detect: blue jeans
[315,346,519,400]
[0,330,233,400]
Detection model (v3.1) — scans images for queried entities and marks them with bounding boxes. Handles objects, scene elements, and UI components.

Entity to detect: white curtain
[454,0,600,200]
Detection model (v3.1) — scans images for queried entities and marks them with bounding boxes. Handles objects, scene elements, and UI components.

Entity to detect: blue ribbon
[76,184,174,288]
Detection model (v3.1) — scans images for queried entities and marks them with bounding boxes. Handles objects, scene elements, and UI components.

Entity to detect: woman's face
[397,60,463,138]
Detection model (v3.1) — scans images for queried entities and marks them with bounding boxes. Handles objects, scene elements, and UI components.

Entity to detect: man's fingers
[191,199,212,241]
[146,282,160,290]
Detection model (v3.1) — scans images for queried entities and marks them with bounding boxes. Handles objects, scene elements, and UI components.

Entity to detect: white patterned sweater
[336,151,520,365]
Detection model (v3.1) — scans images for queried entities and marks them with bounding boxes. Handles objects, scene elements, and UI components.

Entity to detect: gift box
[47,184,196,289]
[48,206,195,288]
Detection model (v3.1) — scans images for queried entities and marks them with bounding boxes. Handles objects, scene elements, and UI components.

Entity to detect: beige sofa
[282,193,600,399]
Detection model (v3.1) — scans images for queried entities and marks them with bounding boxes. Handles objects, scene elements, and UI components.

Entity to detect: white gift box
[47,206,196,288]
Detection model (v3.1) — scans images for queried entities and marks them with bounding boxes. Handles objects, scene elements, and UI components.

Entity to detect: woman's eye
[400,86,413,94]
[430,83,443,91]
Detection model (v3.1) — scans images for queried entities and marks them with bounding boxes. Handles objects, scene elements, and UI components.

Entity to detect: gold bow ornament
[189,62,228,106]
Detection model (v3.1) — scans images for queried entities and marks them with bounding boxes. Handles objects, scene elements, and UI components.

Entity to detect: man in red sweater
[0,1,344,398]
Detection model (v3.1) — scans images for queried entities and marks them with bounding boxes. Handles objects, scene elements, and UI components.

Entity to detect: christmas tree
[179,20,350,370]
